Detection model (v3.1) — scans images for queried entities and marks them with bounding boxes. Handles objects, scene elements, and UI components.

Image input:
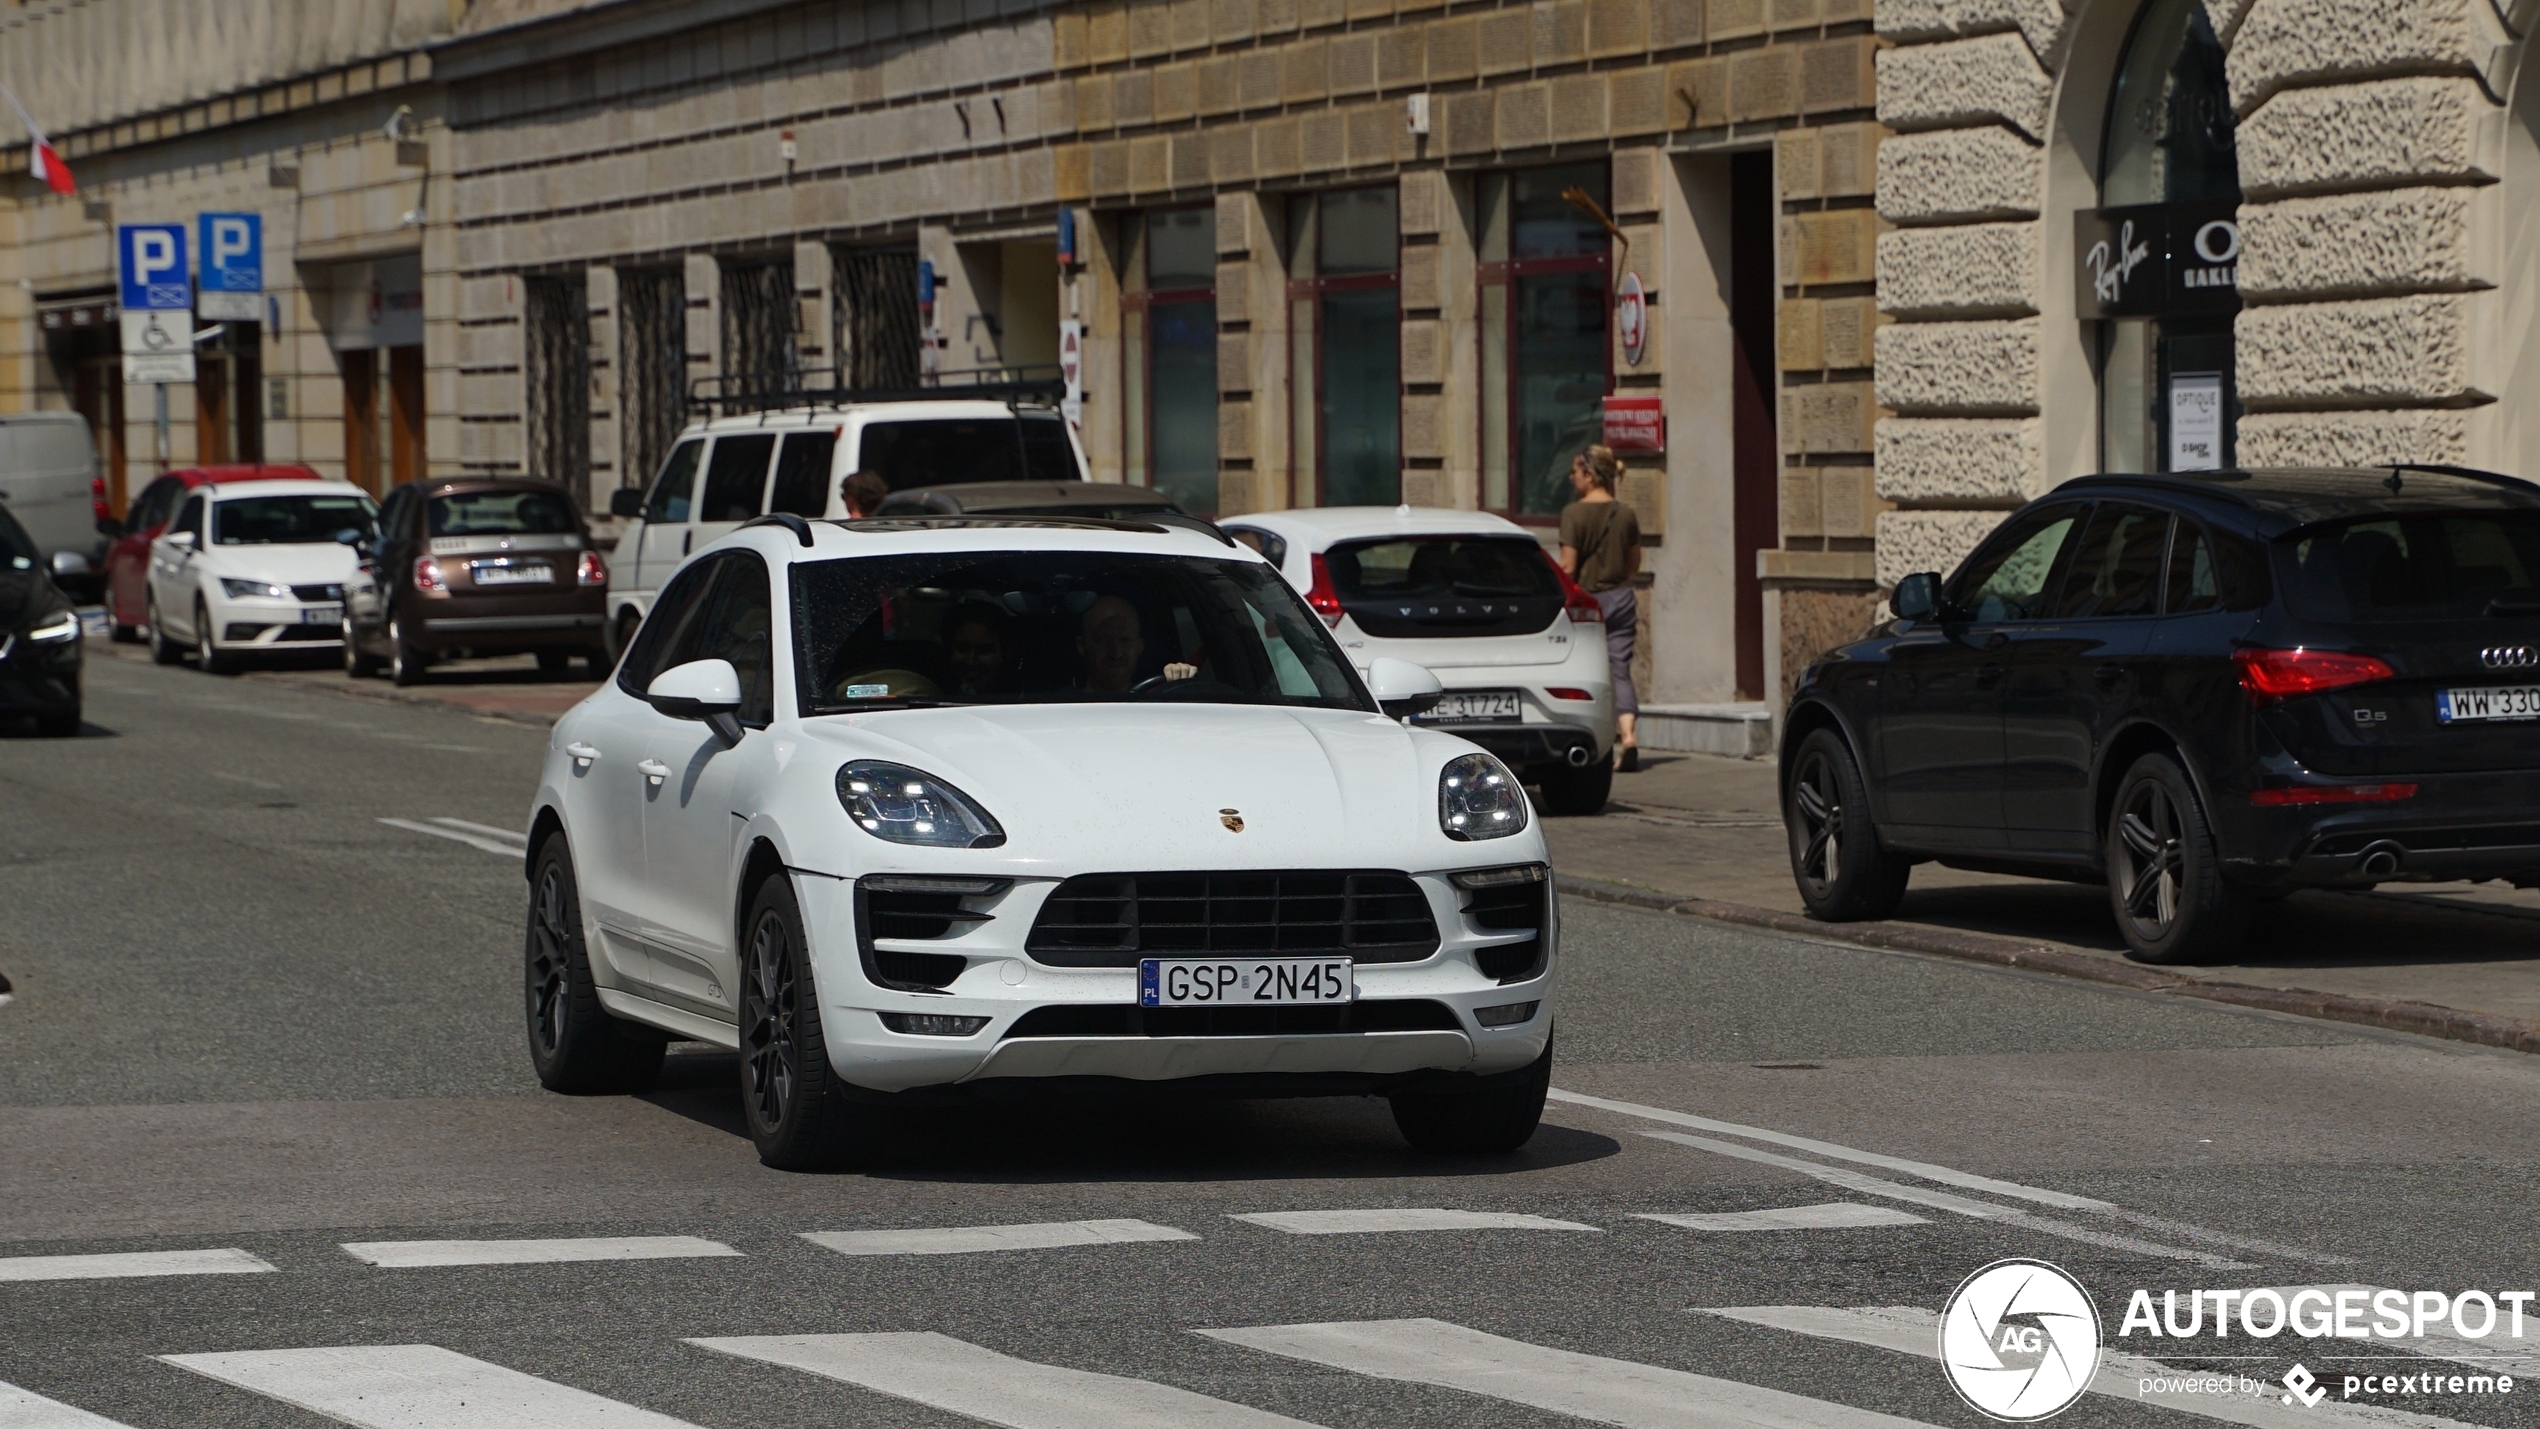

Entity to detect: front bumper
[208,592,345,648]
[2218,769,2540,888]
[792,867,1557,1095]
[0,628,81,711]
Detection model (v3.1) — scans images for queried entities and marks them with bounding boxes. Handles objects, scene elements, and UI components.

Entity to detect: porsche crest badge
[1219,808,1245,833]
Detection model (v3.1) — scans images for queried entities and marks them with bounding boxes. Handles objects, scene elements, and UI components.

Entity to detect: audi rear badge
[2481,646,2538,671]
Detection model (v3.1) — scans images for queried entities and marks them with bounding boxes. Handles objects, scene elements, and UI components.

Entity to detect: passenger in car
[1076,594,1194,693]
[944,602,1017,699]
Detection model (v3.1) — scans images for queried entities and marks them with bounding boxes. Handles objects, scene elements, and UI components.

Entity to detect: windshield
[791,550,1372,715]
[857,418,1078,488]
[430,488,581,537]
[214,493,377,546]
[2279,513,2540,622]
[1325,535,1563,638]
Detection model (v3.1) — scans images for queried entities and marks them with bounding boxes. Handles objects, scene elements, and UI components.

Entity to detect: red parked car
[101,464,318,642]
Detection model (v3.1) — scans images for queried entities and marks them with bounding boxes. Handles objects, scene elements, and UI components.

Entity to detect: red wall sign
[1601,394,1664,454]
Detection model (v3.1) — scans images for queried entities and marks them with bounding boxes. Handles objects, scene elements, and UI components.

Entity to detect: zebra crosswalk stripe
[1198,1317,1944,1428]
[802,1218,1197,1257]
[691,1331,1324,1427]
[0,1249,275,1283]
[1708,1305,2491,1429]
[0,1380,136,1429]
[160,1345,704,1429]
[1636,1204,1927,1232]
[1229,1209,1598,1235]
[340,1236,743,1268]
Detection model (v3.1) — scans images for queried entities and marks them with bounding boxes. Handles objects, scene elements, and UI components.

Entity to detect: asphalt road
[6,654,2540,1428]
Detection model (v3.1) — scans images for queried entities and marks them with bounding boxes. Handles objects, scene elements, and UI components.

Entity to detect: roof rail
[743,512,817,547]
[687,365,1065,417]
[2383,463,2540,493]
[836,514,1214,537]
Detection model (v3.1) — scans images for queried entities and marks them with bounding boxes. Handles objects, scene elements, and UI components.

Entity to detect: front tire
[536,649,572,675]
[343,617,384,678]
[1784,727,1911,921]
[194,599,232,675]
[739,873,861,1170]
[525,835,665,1094]
[1390,1030,1553,1154]
[147,595,183,666]
[34,707,79,738]
[1536,759,1613,817]
[388,616,428,686]
[2106,752,2251,965]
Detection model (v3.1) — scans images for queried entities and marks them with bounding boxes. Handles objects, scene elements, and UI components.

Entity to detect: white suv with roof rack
[603,375,1088,653]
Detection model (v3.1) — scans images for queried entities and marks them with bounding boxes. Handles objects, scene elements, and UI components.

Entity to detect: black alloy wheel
[2105,751,2251,965]
[388,617,427,687]
[1535,759,1613,817]
[1390,1028,1554,1154]
[194,598,231,675]
[1783,727,1910,921]
[738,874,858,1170]
[343,616,384,678]
[147,594,183,666]
[523,835,664,1093]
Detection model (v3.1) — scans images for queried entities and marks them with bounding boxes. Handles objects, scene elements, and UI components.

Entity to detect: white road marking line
[1549,1087,2111,1210]
[1559,1087,2340,1265]
[1200,1317,1941,1428]
[1637,1203,1928,1232]
[691,1331,1323,1428]
[161,1345,703,1429]
[802,1219,1197,1257]
[0,1380,136,1427]
[377,817,522,857]
[1231,1209,1600,1235]
[207,771,284,790]
[340,1235,741,1268]
[424,816,528,843]
[1642,1131,2253,1268]
[0,1248,276,1282]
[1708,1305,2488,1429]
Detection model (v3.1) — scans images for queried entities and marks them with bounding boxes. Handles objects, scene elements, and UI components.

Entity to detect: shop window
[1479,164,1611,517]
[1289,188,1401,507]
[2091,0,2240,473]
[618,266,687,507]
[1141,208,1218,516]
[525,274,591,504]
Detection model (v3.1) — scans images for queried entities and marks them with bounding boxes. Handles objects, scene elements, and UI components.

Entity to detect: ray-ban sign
[2076,200,2239,318]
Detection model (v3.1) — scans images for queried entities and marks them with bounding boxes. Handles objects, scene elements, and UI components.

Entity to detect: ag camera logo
[1940,1259,2103,1421]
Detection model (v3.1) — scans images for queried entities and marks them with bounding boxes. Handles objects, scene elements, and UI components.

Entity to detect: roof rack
[686,365,1065,418]
[2381,463,2540,493]
[835,514,1230,541]
[742,512,817,547]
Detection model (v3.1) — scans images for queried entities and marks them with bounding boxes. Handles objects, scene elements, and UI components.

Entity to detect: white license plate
[300,605,343,625]
[2436,685,2540,723]
[473,562,552,586]
[1138,957,1353,1007]
[1421,690,1524,724]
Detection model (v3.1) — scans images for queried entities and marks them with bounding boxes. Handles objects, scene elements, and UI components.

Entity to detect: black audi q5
[1780,466,2540,964]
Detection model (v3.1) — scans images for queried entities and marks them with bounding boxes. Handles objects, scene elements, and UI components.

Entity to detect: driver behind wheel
[1076,594,1194,693]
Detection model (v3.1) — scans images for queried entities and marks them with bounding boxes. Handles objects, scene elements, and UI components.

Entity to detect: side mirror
[49,550,92,579]
[646,657,745,747]
[1892,571,1944,623]
[609,488,645,519]
[165,530,197,551]
[94,516,123,538]
[1366,656,1445,720]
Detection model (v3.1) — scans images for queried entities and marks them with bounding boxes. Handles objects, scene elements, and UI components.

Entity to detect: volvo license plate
[1420,690,1523,724]
[1138,957,1353,1007]
[2436,685,2540,723]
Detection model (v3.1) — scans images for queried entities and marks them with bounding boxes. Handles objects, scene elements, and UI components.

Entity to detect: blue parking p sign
[117,224,190,311]
[198,213,261,293]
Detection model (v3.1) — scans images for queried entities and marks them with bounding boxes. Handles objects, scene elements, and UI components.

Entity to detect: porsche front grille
[1024,870,1440,967]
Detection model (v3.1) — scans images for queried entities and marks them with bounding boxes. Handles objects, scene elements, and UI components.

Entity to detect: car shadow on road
[0,718,117,739]
[639,1049,1621,1182]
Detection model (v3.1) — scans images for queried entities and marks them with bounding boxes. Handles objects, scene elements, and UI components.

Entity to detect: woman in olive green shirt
[1557,444,1640,771]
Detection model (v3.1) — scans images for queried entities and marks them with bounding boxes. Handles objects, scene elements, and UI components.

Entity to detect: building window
[720,256,798,406]
[1288,188,1401,507]
[524,274,591,505]
[832,246,921,390]
[1479,164,1611,517]
[1142,208,1218,516]
[2094,0,2240,473]
[617,266,686,501]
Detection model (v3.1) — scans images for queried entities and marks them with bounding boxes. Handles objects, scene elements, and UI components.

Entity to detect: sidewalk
[1543,751,2540,1051]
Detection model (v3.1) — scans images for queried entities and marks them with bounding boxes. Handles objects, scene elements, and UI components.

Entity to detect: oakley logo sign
[2480,646,2538,671]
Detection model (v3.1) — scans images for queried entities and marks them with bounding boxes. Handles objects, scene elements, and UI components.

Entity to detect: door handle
[637,758,671,783]
[564,742,602,765]
[1976,663,2006,688]
[681,529,693,556]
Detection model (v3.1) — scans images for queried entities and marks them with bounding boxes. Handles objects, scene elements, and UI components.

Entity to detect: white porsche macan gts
[526,512,1558,1168]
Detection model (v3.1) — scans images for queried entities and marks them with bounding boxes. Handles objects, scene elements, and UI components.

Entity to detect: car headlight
[220,577,292,600]
[836,761,1006,848]
[1439,752,1528,840]
[25,611,80,644]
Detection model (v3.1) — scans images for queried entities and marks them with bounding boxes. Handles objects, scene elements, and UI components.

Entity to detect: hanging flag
[0,78,71,195]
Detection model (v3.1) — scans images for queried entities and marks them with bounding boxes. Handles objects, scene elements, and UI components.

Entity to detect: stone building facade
[1870,0,2538,588]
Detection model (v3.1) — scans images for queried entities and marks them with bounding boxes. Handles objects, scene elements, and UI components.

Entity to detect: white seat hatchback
[1221,507,1618,814]
[145,478,376,674]
[527,514,1558,1168]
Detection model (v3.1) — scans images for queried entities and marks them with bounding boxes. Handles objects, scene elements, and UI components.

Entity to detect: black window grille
[616,267,687,505]
[524,274,591,504]
[832,246,921,390]
[719,257,798,408]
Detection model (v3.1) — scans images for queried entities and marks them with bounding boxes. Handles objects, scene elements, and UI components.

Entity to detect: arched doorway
[2078,0,2242,473]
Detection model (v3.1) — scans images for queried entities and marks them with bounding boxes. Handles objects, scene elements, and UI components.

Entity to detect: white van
[0,412,101,589]
[603,396,1087,652]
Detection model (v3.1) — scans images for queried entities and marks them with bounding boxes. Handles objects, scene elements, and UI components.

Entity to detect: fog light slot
[1473,1000,1539,1028]
[878,1012,990,1037]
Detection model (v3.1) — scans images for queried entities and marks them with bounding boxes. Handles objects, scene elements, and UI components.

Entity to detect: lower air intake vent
[1025,870,1441,967]
[1459,868,1549,983]
[855,876,1005,992]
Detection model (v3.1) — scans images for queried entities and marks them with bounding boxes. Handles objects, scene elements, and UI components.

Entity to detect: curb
[1554,873,2540,1057]
[89,639,570,728]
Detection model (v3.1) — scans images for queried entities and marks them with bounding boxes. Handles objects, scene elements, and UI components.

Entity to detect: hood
[0,568,64,632]
[197,542,362,585]
[798,703,1466,872]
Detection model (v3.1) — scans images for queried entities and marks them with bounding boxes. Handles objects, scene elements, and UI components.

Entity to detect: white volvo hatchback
[528,514,1557,1168]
